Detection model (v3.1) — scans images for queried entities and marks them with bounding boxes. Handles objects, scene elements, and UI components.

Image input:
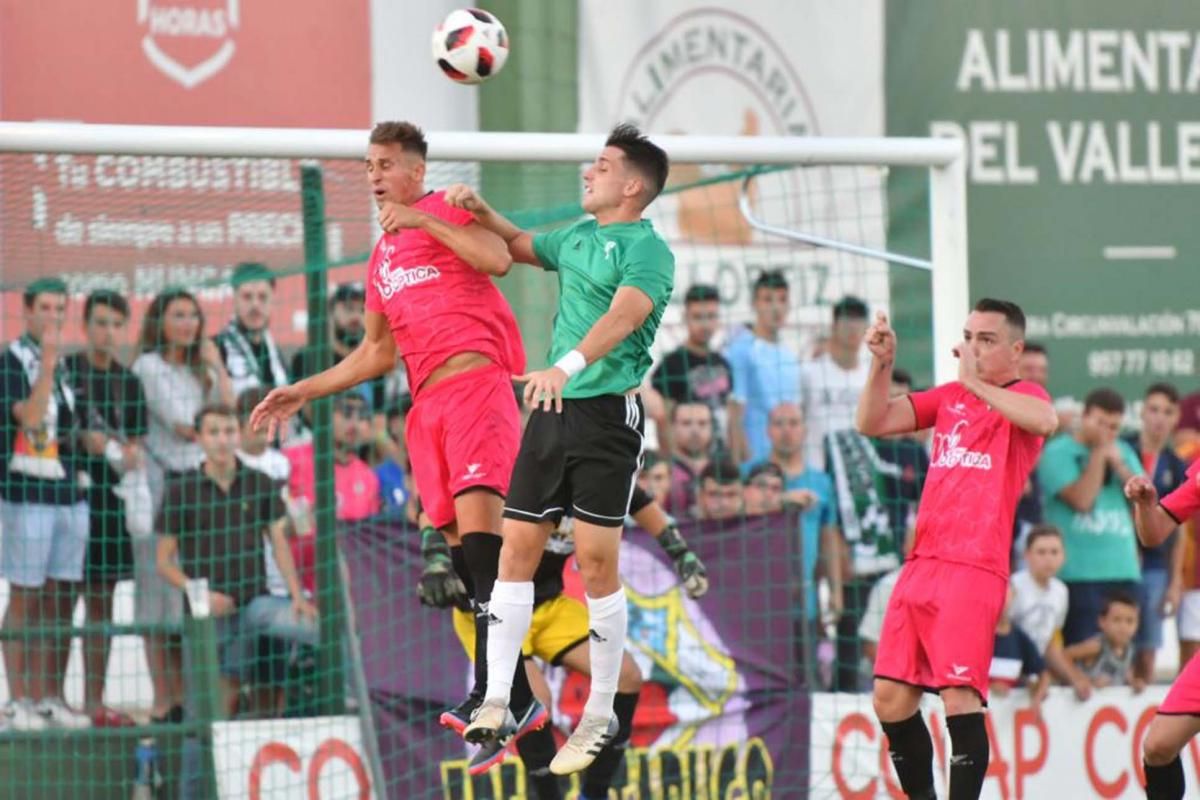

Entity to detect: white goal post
[0,121,967,384]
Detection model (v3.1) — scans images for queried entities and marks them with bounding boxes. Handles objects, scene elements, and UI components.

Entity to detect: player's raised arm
[957,352,1057,437]
[855,311,916,437]
[378,199,512,276]
[445,183,543,268]
[250,311,395,437]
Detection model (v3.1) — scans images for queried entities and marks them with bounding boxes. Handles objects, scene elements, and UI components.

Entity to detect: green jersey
[532,218,674,399]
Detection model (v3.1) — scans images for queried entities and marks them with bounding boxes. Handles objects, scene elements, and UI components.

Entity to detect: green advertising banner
[887,3,1200,402]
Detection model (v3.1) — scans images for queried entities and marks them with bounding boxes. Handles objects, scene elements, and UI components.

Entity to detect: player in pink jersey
[1125,462,1200,799]
[856,299,1056,800]
[250,122,546,756]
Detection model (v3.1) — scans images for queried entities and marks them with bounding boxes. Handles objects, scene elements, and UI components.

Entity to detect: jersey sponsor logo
[374,244,442,299]
[931,419,993,470]
[137,0,240,89]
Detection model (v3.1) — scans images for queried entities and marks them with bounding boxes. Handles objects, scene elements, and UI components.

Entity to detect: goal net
[0,122,964,799]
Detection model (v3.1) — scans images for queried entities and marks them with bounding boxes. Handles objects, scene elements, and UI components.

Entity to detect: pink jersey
[365,191,526,396]
[284,442,380,522]
[908,380,1049,578]
[1162,460,1200,522]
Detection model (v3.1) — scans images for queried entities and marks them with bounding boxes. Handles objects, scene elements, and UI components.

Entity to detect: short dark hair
[753,270,789,297]
[1083,387,1125,416]
[1024,523,1063,551]
[641,449,665,470]
[231,261,276,289]
[1145,382,1180,405]
[973,298,1026,337]
[891,368,913,389]
[23,277,68,309]
[669,401,713,424]
[833,295,869,322]
[235,386,271,422]
[744,461,784,485]
[84,289,129,322]
[194,403,238,432]
[605,123,669,205]
[684,284,719,304]
[330,282,366,307]
[700,458,741,487]
[1022,341,1047,356]
[369,121,428,159]
[1101,590,1139,616]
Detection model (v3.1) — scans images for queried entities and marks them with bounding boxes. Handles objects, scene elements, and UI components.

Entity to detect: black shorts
[504,394,644,527]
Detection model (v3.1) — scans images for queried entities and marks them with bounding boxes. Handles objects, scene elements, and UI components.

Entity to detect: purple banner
[340,511,810,798]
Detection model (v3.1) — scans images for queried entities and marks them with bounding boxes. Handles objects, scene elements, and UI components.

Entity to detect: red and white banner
[212,716,375,800]
[812,687,1200,799]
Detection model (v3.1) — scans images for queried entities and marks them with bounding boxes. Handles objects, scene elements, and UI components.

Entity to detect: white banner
[578,1,891,354]
[811,687,1200,799]
[212,715,375,800]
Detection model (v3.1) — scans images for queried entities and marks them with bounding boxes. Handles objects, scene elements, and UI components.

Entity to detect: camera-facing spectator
[800,296,870,470]
[1173,389,1200,463]
[664,401,714,516]
[695,458,743,520]
[725,271,801,464]
[742,461,784,515]
[989,585,1050,711]
[1010,525,1091,700]
[132,288,234,722]
[651,284,734,451]
[1018,341,1049,390]
[1039,387,1143,646]
[0,278,90,730]
[1064,591,1143,692]
[637,450,671,509]
[1123,382,1187,684]
[156,404,316,718]
[214,263,290,400]
[64,289,149,727]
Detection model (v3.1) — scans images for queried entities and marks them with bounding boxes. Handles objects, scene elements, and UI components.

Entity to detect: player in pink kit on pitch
[856,299,1056,800]
[251,121,546,745]
[1126,463,1200,798]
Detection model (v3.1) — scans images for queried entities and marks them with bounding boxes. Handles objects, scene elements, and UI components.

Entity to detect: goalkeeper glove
[417,526,469,609]
[656,524,709,598]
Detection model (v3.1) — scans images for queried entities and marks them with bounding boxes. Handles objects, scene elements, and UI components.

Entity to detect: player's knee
[940,687,982,717]
[1143,724,1182,766]
[575,551,619,588]
[872,679,919,722]
[617,656,643,693]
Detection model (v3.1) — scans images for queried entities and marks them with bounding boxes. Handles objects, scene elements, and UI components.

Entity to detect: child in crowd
[1064,592,1144,692]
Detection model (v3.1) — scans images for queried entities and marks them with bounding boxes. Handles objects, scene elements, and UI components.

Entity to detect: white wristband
[553,349,587,379]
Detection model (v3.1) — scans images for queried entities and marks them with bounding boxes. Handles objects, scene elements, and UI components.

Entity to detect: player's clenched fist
[377,201,425,234]
[444,183,487,213]
[864,310,896,362]
[1124,475,1159,505]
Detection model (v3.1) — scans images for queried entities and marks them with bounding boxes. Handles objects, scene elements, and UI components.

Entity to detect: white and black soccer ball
[431,8,509,85]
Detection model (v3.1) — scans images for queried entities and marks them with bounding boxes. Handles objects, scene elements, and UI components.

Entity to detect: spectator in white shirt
[800,296,871,470]
[1010,524,1092,700]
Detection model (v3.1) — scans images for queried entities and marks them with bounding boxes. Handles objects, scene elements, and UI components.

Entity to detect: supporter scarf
[8,334,75,480]
[219,320,288,396]
[826,428,901,577]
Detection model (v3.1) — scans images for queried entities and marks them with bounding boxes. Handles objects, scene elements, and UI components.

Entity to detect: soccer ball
[431,8,509,85]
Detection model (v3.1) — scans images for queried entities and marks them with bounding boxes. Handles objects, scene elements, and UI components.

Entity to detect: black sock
[1145,756,1185,800]
[946,712,989,800]
[515,725,562,800]
[879,712,935,799]
[582,690,638,798]
[461,532,502,700]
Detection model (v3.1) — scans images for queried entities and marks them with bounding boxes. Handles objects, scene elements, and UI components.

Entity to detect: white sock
[583,587,627,718]
[483,580,534,703]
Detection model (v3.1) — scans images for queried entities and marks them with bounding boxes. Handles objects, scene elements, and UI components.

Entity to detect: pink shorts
[405,364,521,529]
[873,558,1007,703]
[1160,650,1200,715]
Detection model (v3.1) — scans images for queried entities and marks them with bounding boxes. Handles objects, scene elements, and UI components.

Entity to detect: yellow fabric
[451,594,590,663]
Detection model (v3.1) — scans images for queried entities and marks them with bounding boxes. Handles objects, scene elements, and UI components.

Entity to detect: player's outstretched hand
[377,201,425,233]
[250,385,305,441]
[655,524,709,599]
[515,367,569,413]
[444,183,488,214]
[1124,475,1158,505]
[864,311,896,363]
